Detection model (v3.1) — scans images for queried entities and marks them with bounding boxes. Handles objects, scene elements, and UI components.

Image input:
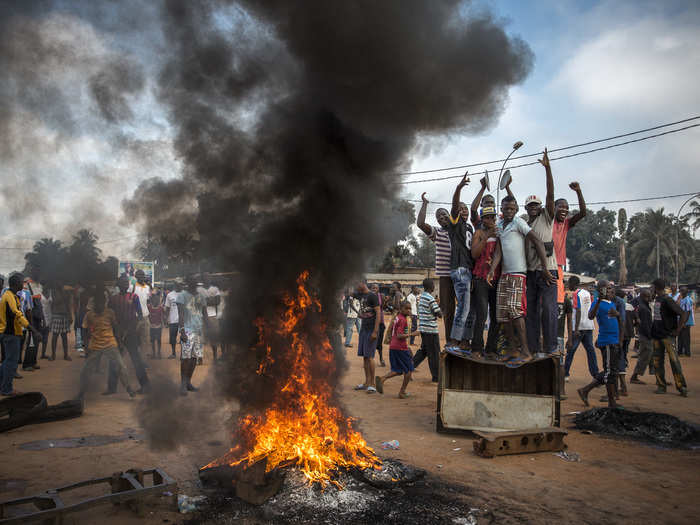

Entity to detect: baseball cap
[480,206,497,217]
[525,195,542,206]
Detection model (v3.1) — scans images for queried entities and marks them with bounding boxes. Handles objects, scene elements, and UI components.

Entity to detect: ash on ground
[188,460,493,525]
[574,407,700,449]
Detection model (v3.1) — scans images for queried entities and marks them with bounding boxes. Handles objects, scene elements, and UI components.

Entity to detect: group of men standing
[415,148,587,366]
[362,144,693,405]
[1,269,226,401]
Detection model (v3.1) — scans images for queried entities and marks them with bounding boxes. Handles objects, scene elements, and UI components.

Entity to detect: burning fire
[203,271,380,485]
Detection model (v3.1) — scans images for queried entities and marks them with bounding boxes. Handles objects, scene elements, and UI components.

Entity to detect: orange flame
[204,271,380,485]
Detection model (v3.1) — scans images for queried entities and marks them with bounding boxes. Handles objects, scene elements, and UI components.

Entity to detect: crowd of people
[0,270,226,400]
[343,148,695,403]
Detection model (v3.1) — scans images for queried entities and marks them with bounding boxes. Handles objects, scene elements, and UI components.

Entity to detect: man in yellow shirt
[1,273,39,396]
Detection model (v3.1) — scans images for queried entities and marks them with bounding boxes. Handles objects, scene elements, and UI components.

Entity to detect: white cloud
[553,17,700,117]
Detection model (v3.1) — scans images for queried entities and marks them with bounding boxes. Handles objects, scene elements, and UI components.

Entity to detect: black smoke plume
[122,0,533,438]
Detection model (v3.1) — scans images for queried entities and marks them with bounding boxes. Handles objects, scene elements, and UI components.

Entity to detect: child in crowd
[375,301,419,399]
[413,278,442,382]
[148,296,164,359]
[577,280,621,408]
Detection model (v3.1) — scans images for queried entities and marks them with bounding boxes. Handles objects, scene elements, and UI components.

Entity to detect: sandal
[353,384,367,390]
[398,392,411,399]
[366,386,377,394]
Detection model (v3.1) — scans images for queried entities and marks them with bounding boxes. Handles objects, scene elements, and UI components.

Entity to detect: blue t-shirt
[680,296,695,326]
[593,298,619,347]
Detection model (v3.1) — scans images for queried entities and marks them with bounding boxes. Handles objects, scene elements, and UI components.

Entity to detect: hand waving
[421,192,429,204]
[458,171,470,188]
[538,147,550,169]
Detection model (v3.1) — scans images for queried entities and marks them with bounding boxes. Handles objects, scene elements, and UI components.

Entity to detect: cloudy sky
[1,0,699,275]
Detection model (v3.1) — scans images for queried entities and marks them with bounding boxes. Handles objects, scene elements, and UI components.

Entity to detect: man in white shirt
[406,286,419,345]
[197,274,222,362]
[564,276,600,380]
[129,270,151,355]
[344,292,361,348]
[165,280,183,359]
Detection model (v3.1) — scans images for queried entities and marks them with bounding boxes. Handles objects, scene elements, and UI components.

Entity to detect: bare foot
[577,388,589,407]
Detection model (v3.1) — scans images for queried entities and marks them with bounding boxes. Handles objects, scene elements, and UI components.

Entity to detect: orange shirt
[82,309,118,350]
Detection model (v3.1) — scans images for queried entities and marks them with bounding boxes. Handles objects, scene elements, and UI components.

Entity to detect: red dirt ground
[1,324,699,524]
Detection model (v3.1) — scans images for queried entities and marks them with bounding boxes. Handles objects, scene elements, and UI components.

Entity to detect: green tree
[566,208,618,279]
[682,199,700,234]
[627,208,673,280]
[618,208,628,284]
[23,238,66,283]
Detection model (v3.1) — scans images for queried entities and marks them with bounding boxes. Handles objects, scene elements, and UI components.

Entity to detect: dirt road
[1,325,699,524]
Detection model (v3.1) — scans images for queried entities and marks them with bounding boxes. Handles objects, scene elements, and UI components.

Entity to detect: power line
[399,121,700,184]
[408,190,700,207]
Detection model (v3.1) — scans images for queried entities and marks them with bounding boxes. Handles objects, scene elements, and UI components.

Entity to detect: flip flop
[353,384,367,390]
[398,392,411,399]
[366,386,377,394]
[505,357,529,368]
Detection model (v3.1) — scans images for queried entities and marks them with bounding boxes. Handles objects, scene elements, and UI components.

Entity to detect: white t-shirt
[130,282,151,318]
[407,293,418,316]
[347,297,360,319]
[573,288,595,330]
[197,285,221,317]
[165,290,181,324]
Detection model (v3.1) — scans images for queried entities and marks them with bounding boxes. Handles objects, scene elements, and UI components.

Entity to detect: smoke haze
[1,0,532,448]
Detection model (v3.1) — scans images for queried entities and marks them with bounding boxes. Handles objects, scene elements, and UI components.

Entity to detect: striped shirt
[418,291,442,334]
[427,226,451,277]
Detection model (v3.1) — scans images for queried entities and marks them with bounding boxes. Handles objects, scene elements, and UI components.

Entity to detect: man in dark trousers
[650,279,688,397]
[106,275,150,395]
[630,288,653,384]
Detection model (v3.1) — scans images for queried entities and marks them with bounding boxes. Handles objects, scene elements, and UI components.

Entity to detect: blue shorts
[357,328,376,358]
[389,349,414,374]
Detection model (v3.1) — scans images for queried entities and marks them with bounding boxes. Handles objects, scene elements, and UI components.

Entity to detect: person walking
[354,282,380,393]
[78,287,135,400]
[343,292,361,348]
[177,277,207,395]
[406,286,419,345]
[49,284,72,361]
[165,280,183,359]
[677,287,694,357]
[630,288,654,384]
[106,275,150,395]
[564,276,599,380]
[412,278,442,382]
[650,279,688,397]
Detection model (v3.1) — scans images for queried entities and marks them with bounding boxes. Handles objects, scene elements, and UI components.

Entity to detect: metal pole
[496,148,517,206]
[675,193,700,288]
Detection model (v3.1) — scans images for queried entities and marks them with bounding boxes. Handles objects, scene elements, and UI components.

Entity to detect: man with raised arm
[443,173,475,351]
[470,174,514,228]
[416,192,455,339]
[487,195,553,365]
[524,148,559,357]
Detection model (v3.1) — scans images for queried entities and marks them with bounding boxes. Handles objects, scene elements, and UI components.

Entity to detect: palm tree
[682,199,700,234]
[618,208,627,284]
[23,238,66,283]
[628,208,674,279]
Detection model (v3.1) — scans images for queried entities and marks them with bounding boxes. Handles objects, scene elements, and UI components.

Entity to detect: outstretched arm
[505,178,515,200]
[539,148,555,218]
[451,171,469,219]
[471,176,488,224]
[568,182,587,228]
[416,192,432,236]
